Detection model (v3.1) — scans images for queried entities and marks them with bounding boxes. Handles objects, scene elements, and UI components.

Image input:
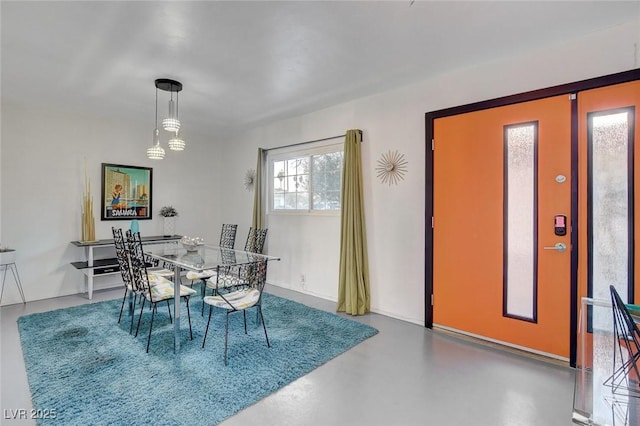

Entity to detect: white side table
[0,249,26,304]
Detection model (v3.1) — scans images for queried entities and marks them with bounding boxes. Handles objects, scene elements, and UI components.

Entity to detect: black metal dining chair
[202,259,270,365]
[112,227,137,333]
[127,230,197,353]
[604,285,640,398]
[200,227,269,316]
[186,224,238,290]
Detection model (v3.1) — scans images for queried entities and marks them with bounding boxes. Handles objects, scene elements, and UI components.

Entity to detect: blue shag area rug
[18,291,378,425]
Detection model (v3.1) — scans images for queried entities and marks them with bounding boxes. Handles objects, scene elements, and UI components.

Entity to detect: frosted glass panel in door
[505,123,537,320]
[590,111,631,302]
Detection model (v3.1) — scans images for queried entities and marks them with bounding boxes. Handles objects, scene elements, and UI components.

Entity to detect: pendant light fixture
[168,131,186,151]
[147,86,165,160]
[147,128,165,160]
[147,78,186,159]
[162,84,181,132]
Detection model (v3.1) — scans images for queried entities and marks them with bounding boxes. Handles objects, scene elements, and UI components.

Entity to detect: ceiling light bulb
[168,132,186,151]
[147,145,165,160]
[162,99,181,132]
[163,118,180,133]
[147,128,165,160]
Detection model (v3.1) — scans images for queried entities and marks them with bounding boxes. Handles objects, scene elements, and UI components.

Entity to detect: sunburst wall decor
[376,150,408,186]
[244,169,256,191]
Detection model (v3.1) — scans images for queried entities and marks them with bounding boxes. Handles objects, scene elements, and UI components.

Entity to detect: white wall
[219,20,640,325]
[1,19,638,316]
[0,101,222,305]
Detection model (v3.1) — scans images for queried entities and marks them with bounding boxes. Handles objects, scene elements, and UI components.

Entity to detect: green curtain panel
[337,129,370,315]
[252,147,264,229]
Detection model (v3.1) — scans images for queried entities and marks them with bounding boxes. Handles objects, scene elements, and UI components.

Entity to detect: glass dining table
[144,242,280,352]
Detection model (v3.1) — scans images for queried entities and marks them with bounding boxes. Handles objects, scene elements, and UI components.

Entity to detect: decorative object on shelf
[130,219,139,234]
[244,168,256,191]
[180,236,204,252]
[81,160,96,242]
[163,217,175,237]
[148,79,186,159]
[375,149,408,186]
[160,206,178,236]
[159,206,178,217]
[101,163,152,220]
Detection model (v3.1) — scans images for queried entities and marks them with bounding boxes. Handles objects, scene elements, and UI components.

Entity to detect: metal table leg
[173,267,181,353]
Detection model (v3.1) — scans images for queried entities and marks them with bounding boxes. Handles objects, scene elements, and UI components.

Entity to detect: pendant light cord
[155,87,158,129]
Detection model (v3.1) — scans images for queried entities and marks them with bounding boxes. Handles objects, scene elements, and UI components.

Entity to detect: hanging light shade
[147,128,165,160]
[168,131,186,151]
[147,79,186,158]
[158,79,182,132]
[162,96,181,132]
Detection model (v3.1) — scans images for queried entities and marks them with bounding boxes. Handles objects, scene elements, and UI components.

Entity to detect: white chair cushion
[147,267,174,277]
[203,288,260,310]
[147,282,174,301]
[147,273,172,287]
[146,281,197,302]
[186,270,217,281]
[178,285,198,297]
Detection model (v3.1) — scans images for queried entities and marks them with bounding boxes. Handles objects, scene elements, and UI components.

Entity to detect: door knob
[543,243,567,252]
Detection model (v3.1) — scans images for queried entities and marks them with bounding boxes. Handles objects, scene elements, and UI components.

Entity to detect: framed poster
[101,163,152,220]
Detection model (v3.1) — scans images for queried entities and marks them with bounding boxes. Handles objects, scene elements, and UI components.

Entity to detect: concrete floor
[1,284,576,426]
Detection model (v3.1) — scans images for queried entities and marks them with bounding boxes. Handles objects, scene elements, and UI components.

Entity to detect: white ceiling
[2,1,639,139]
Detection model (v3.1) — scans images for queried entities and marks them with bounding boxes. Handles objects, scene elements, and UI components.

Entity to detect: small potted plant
[159,206,178,236]
[159,206,178,218]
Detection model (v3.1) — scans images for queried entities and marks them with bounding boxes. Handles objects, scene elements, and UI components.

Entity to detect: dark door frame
[425,68,640,367]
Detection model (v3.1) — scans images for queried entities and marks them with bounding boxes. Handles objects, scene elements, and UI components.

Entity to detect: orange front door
[433,95,573,359]
[578,81,640,305]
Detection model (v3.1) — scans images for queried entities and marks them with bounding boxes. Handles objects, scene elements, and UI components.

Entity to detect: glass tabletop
[573,297,640,425]
[144,242,280,272]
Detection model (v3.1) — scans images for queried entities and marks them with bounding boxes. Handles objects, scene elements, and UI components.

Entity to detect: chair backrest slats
[252,260,268,293]
[219,224,238,249]
[126,230,151,294]
[112,227,133,288]
[228,259,268,293]
[244,227,268,254]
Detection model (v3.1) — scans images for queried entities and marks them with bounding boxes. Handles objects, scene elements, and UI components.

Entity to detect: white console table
[71,235,181,299]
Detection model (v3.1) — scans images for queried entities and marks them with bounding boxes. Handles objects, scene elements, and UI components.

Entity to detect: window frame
[267,141,344,216]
